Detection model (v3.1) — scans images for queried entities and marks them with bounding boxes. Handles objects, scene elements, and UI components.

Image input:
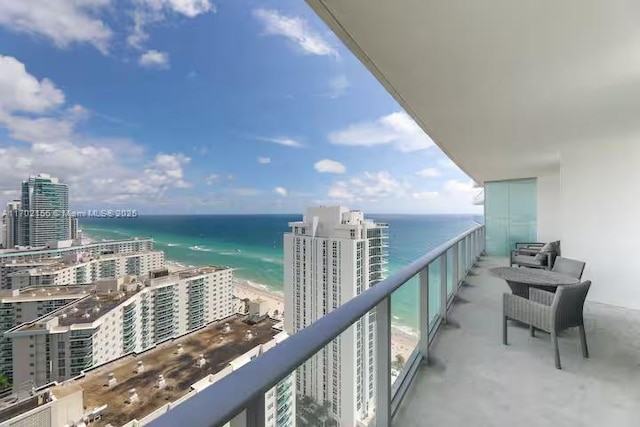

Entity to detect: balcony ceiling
[307,0,640,183]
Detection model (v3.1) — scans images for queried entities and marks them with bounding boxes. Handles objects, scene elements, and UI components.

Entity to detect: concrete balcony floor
[394,256,640,427]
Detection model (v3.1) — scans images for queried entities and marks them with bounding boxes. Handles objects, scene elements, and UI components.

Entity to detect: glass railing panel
[390,274,418,386]
[428,256,442,330]
[446,248,454,297]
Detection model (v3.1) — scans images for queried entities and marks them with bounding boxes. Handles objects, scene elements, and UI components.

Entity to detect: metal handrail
[148,224,484,427]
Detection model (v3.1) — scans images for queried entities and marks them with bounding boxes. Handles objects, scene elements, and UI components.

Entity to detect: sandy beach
[166,260,418,362]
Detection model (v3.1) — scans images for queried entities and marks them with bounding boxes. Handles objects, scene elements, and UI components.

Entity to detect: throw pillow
[534,241,559,262]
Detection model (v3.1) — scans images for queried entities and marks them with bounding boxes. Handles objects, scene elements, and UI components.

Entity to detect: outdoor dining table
[489,267,579,298]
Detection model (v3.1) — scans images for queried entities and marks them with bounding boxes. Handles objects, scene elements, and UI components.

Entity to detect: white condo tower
[284,206,388,426]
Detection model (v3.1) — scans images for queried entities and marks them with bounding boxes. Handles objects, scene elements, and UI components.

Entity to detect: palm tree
[393,354,406,370]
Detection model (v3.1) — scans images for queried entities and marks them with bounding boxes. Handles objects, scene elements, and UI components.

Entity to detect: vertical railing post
[452,243,459,288]
[242,394,265,427]
[419,266,430,360]
[440,255,448,323]
[461,237,467,275]
[376,296,391,427]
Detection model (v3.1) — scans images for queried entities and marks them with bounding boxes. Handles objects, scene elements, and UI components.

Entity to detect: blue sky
[0,0,480,214]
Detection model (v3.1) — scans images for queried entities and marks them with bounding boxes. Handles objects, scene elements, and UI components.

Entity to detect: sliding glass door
[485,179,537,256]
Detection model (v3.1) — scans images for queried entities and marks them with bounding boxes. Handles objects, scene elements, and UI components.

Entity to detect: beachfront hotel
[284,206,388,426]
[5,250,165,289]
[0,238,157,289]
[4,266,234,391]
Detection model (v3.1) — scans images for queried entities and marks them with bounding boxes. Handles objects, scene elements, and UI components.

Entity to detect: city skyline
[0,0,481,215]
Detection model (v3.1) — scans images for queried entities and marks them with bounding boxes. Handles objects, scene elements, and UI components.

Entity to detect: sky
[0,0,482,215]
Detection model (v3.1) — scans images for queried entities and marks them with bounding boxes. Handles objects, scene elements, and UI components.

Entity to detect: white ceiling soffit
[307,0,640,183]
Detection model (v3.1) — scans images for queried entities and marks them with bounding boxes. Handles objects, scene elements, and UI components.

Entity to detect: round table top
[489,267,579,287]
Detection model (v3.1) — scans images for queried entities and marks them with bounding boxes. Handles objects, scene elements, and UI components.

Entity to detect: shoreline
[166,260,418,362]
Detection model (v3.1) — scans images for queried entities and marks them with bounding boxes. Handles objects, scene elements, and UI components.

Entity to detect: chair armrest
[529,288,554,306]
[503,293,552,332]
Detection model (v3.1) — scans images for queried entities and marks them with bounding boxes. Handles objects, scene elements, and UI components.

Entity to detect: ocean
[80,214,482,331]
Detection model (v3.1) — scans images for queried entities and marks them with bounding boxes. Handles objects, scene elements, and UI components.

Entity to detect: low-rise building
[5,266,234,391]
[0,316,295,427]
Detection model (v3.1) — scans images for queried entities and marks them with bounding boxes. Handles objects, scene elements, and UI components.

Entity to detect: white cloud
[257,136,304,148]
[0,55,65,114]
[437,158,459,170]
[326,75,349,98]
[253,9,338,58]
[0,0,112,53]
[274,186,288,197]
[128,0,215,49]
[257,157,271,164]
[0,55,191,207]
[329,111,435,152]
[139,50,170,68]
[205,173,219,185]
[412,191,439,200]
[328,171,404,201]
[314,159,346,174]
[415,167,441,178]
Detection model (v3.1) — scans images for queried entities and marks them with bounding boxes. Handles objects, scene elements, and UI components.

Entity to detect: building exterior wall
[284,206,386,426]
[536,174,562,243]
[560,141,640,309]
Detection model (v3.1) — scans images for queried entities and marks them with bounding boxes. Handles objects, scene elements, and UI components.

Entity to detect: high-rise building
[6,266,235,390]
[69,215,79,240]
[284,206,388,426]
[3,201,21,249]
[20,174,69,246]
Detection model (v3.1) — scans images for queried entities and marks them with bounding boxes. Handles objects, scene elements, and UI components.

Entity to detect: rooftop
[52,316,279,427]
[0,285,94,302]
[0,238,153,257]
[395,256,640,426]
[56,290,136,327]
[175,266,230,279]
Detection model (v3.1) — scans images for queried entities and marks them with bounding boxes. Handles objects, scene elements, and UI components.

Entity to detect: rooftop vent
[175,344,184,355]
[136,360,145,374]
[61,313,67,319]
[196,354,206,368]
[93,306,100,313]
[245,330,254,341]
[157,374,166,389]
[127,388,139,404]
[107,373,117,388]
[222,323,231,334]
[71,307,79,313]
[82,312,91,319]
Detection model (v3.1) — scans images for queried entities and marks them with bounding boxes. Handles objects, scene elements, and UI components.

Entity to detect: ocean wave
[167,243,180,247]
[260,257,283,265]
[218,251,237,256]
[392,315,400,320]
[188,245,213,252]
[391,323,419,338]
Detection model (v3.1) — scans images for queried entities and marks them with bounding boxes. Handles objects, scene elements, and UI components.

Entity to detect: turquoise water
[80,214,481,330]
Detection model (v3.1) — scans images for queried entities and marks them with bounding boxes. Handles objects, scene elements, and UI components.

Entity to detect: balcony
[394,256,640,426]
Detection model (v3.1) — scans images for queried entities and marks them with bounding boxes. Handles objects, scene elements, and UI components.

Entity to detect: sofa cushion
[534,241,560,262]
